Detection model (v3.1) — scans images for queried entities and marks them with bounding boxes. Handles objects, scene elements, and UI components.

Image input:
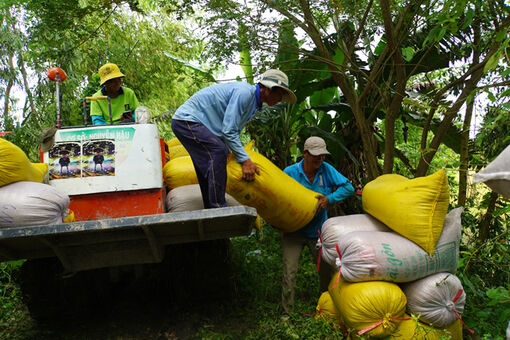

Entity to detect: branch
[259,0,308,33]
[420,41,502,150]
[347,0,375,57]
[476,80,510,90]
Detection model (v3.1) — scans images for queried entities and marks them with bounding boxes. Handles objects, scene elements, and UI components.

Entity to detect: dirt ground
[27,283,249,340]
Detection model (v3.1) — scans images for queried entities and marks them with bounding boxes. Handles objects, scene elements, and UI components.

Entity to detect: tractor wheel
[18,257,111,323]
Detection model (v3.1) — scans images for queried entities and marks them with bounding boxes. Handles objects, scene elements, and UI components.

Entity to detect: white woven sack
[166,184,240,212]
[319,214,391,267]
[335,207,463,283]
[402,272,465,328]
[0,181,69,228]
[473,144,510,198]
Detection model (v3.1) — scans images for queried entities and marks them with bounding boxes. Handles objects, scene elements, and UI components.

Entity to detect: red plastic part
[69,188,166,221]
[47,67,67,82]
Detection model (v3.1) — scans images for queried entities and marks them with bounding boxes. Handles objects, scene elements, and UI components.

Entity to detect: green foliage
[1,0,213,157]
[246,102,310,169]
[0,261,36,340]
[456,193,510,337]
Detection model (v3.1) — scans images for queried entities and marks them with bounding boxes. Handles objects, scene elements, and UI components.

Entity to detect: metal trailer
[0,206,257,321]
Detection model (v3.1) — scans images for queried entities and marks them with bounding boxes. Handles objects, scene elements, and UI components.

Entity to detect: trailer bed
[0,206,257,272]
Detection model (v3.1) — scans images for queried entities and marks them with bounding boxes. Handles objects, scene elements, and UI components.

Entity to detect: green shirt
[90,86,139,124]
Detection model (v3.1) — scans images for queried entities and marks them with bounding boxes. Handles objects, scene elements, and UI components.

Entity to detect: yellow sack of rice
[226,142,318,232]
[362,169,449,254]
[315,291,341,323]
[388,315,462,340]
[163,156,198,189]
[166,137,181,148]
[328,275,407,337]
[168,144,189,159]
[0,138,48,187]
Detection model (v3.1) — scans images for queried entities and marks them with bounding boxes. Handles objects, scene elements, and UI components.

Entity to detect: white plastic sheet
[473,144,510,198]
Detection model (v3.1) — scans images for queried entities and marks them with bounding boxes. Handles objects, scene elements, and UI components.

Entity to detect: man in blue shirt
[171,69,296,208]
[281,136,354,316]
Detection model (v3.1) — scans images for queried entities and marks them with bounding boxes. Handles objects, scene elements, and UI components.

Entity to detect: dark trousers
[171,119,228,209]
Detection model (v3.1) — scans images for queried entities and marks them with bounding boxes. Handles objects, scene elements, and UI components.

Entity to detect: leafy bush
[458,203,510,338]
[0,260,35,340]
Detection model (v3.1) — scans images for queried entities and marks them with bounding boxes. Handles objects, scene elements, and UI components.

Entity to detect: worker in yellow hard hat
[90,63,139,125]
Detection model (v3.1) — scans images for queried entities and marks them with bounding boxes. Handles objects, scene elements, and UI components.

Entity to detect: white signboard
[44,124,163,195]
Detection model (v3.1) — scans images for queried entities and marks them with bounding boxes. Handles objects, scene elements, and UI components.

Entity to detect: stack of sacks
[473,144,510,198]
[333,208,462,282]
[0,139,71,227]
[315,292,463,339]
[163,140,321,232]
[163,138,196,189]
[0,138,48,186]
[0,181,70,228]
[318,170,466,337]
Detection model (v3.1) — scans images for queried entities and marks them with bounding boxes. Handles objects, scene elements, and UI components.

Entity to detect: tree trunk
[379,0,408,175]
[3,54,14,122]
[458,11,480,207]
[477,191,499,243]
[416,41,500,177]
[458,99,474,206]
[18,53,36,117]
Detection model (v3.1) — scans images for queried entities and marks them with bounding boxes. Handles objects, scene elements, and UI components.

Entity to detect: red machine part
[69,188,165,221]
[47,67,67,82]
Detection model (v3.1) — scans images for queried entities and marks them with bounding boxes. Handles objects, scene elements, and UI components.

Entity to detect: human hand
[241,159,260,181]
[313,195,329,214]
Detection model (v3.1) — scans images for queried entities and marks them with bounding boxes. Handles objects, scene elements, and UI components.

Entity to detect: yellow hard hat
[98,63,125,86]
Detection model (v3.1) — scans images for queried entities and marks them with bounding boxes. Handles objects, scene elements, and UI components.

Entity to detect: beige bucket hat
[259,69,297,103]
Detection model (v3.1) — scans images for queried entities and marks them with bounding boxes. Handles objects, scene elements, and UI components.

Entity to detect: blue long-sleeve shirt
[172,82,261,163]
[284,160,354,238]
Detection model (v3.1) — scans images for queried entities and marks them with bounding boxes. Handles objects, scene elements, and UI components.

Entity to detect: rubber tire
[18,257,111,323]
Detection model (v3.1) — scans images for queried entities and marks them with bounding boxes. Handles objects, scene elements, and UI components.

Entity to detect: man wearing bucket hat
[280,136,354,317]
[90,63,139,125]
[171,69,296,209]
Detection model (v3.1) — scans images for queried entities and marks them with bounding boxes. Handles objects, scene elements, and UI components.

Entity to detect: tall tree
[171,0,510,181]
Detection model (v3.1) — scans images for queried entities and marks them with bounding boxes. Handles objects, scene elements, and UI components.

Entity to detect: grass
[0,221,506,339]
